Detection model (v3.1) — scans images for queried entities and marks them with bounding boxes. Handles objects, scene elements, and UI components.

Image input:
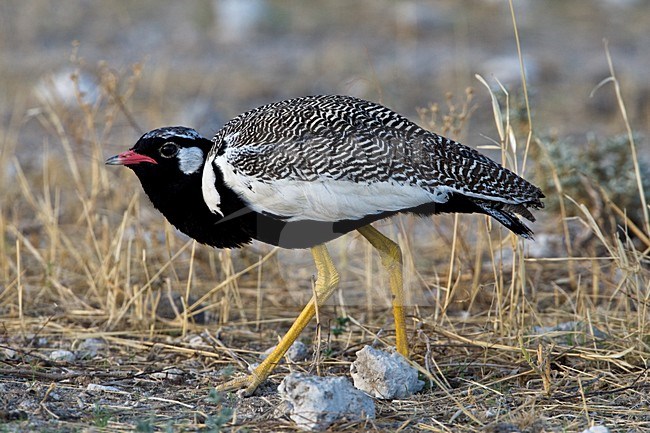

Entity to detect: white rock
[580,426,610,433]
[86,383,124,393]
[77,338,106,358]
[278,373,375,431]
[188,335,205,347]
[532,321,608,340]
[350,345,424,399]
[260,341,309,363]
[34,69,99,107]
[49,350,75,362]
[212,0,267,44]
[1,347,16,359]
[479,55,540,88]
[150,368,185,383]
[525,233,565,258]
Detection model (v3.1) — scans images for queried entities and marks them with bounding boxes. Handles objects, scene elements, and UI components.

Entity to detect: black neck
[139,171,256,249]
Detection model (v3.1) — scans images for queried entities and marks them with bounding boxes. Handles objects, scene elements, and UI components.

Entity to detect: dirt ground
[3,309,649,432]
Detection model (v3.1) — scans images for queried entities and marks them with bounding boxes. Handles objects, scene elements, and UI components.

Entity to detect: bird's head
[105,126,251,248]
[106,126,213,185]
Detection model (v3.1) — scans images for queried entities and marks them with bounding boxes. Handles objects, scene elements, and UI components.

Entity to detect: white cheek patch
[201,158,223,216]
[177,147,205,175]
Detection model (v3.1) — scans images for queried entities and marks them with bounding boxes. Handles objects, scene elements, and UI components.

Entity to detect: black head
[106,126,215,218]
[106,126,212,180]
[106,126,256,249]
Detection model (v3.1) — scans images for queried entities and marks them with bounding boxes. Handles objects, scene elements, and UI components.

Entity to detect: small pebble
[1,348,17,359]
[50,350,75,362]
[150,368,185,383]
[77,338,106,358]
[17,399,38,411]
[532,321,608,340]
[86,383,124,393]
[260,340,309,363]
[580,426,610,433]
[188,335,205,347]
[490,423,521,433]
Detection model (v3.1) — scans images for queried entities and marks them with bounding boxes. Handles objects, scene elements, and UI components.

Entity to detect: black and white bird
[106,95,543,394]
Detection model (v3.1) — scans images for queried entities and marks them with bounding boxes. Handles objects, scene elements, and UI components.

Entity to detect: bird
[106,94,544,395]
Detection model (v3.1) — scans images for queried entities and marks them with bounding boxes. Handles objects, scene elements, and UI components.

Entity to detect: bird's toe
[216,374,263,397]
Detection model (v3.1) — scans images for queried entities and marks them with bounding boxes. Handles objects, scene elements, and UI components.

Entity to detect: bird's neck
[139,172,254,249]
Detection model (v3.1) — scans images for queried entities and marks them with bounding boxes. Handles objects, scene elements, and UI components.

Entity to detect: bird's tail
[474,200,542,240]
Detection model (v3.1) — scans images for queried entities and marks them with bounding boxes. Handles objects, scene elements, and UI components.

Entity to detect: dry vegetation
[2,8,650,433]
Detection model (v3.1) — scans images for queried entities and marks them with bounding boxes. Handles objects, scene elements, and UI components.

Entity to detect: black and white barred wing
[202,95,543,226]
[203,106,443,222]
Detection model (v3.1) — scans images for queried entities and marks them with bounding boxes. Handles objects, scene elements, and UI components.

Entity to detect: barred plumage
[210,96,531,195]
[106,94,545,395]
[202,95,543,239]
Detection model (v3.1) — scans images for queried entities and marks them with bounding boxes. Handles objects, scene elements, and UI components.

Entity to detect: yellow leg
[357,224,409,357]
[216,244,339,395]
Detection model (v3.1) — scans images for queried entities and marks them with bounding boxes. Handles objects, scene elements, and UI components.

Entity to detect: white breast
[214,154,451,221]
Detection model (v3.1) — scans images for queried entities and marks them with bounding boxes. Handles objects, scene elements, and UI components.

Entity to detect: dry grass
[2,18,650,433]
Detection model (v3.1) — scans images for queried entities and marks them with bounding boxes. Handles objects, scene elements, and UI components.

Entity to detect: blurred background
[2,0,649,149]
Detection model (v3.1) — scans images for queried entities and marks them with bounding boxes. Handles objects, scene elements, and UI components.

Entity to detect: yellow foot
[215,244,340,397]
[216,373,265,397]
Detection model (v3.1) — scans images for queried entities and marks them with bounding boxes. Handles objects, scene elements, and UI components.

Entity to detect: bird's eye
[160,142,179,158]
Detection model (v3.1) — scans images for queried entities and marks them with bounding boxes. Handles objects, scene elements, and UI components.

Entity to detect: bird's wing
[206,95,542,222]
